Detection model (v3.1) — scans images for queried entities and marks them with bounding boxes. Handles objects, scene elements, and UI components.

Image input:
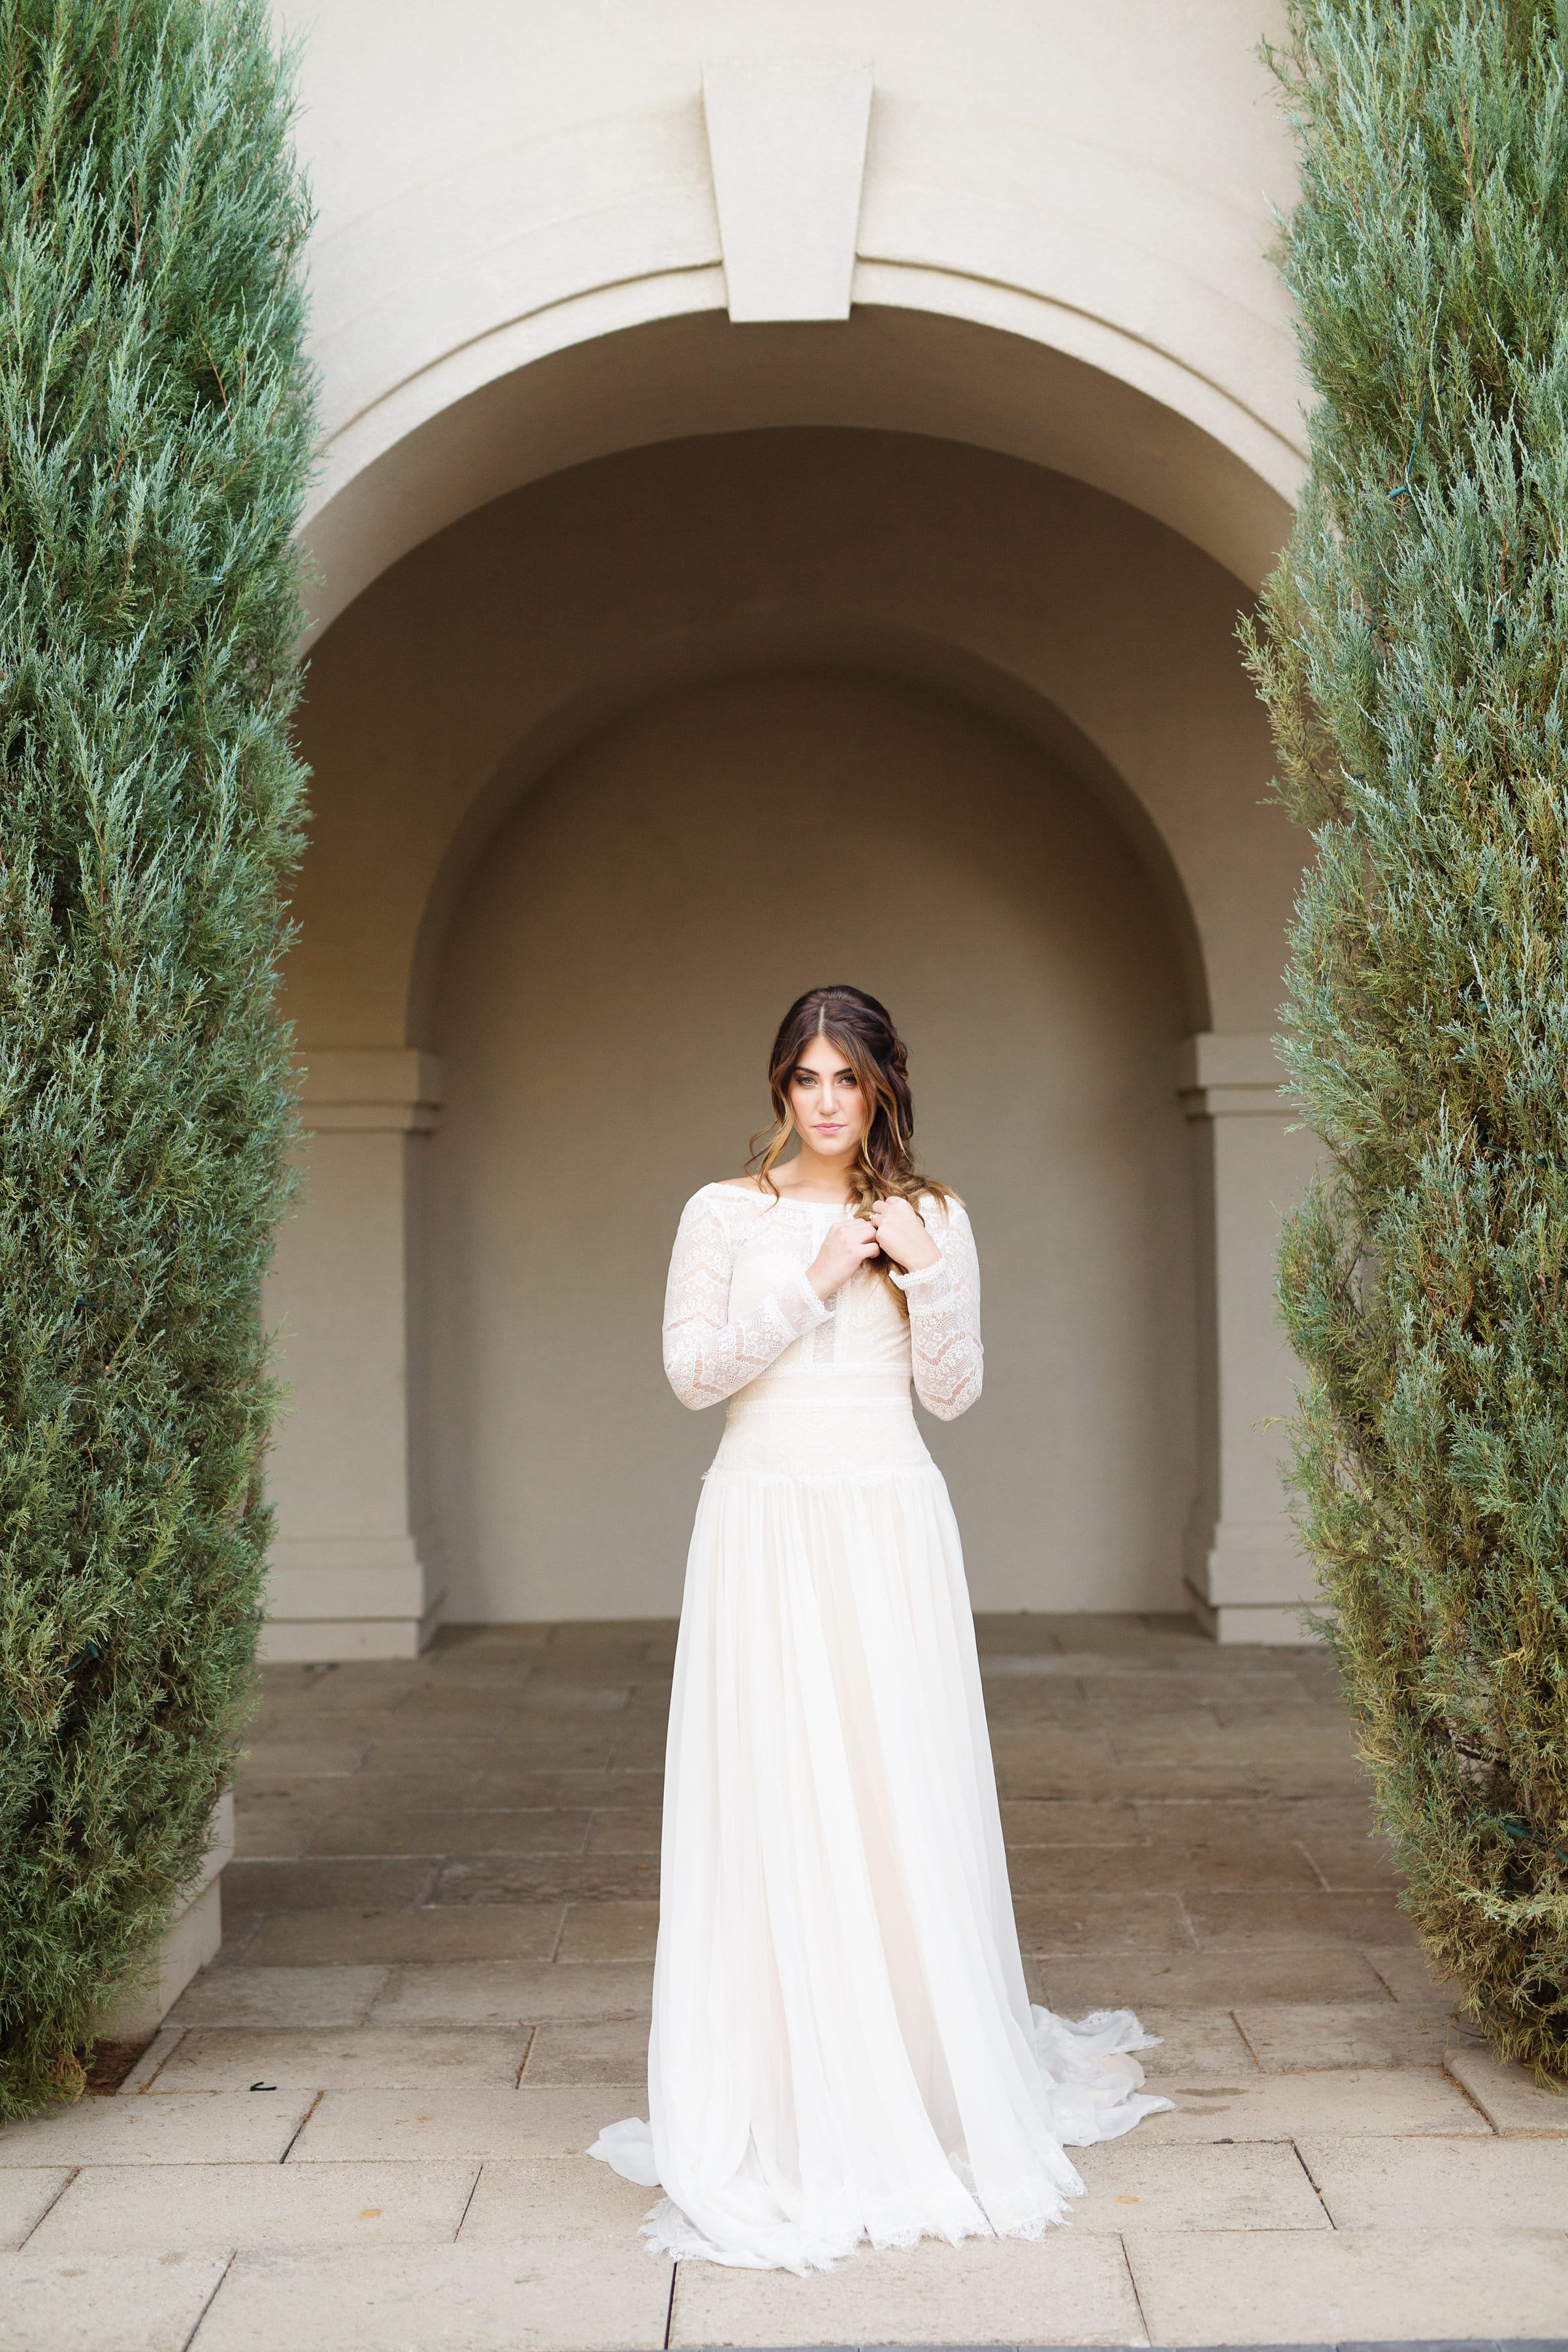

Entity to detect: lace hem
[632,2183,1073,2272]
[587,2005,1173,2274]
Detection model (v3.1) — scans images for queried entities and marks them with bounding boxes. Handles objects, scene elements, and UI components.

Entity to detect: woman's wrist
[891,1250,945,1289]
[892,1239,940,1274]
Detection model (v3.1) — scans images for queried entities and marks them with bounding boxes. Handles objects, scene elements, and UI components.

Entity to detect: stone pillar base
[93,1793,233,2040]
[259,1535,443,1660]
[1188,1586,1322,1646]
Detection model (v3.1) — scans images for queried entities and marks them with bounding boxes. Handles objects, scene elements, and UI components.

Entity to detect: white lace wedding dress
[589,1184,1170,2271]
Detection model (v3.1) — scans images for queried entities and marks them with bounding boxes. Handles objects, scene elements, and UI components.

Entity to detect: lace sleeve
[663,1191,830,1410]
[891,1199,983,1421]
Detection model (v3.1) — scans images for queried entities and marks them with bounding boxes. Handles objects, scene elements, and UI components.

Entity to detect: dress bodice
[662,1183,983,1422]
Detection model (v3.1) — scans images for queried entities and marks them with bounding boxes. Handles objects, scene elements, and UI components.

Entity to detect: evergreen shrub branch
[0,0,314,2117]
[1246,0,1568,2072]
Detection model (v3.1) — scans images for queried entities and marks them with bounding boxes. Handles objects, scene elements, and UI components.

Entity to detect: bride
[590,985,1169,2272]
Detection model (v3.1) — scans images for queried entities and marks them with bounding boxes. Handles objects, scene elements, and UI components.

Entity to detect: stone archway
[263,420,1316,1655]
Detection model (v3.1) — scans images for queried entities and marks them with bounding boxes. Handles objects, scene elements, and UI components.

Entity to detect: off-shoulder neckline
[703,1181,850,1207]
[700,1182,958,1213]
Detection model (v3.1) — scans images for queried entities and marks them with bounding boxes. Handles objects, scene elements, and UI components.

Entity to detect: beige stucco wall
[426,668,1196,1621]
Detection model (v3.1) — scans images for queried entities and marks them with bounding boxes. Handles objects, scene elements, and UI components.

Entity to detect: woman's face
[787,1033,868,1164]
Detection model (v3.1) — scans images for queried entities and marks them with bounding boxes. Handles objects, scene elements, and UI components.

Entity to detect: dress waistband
[727,1371,912,1414]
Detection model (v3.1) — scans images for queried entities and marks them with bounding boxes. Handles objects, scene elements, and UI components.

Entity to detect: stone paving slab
[1071,2140,1328,2232]
[668,2231,1144,2348]
[308,1809,596,1858]
[1011,1893,1193,1955]
[431,1857,660,1905]
[243,1904,565,1965]
[1358,1949,1460,2008]
[0,2092,315,2166]
[386,1689,627,1724]
[1124,2228,1568,2345]
[0,2248,229,2352]
[251,1708,421,1747]
[244,1764,487,1810]
[166,1964,391,2029]
[0,2170,70,2250]
[27,2159,480,2253]
[238,1737,378,1778]
[1037,1952,1402,2011]
[1443,2046,1568,2134]
[1181,1895,1414,1953]
[345,1741,576,1780]
[1135,2066,1486,2142]
[521,2018,650,2083]
[1072,1672,1320,1707]
[467,1771,664,1809]
[368,1960,654,2027]
[555,1903,660,1961]
[1098,2010,1255,2081]
[583,1808,665,1852]
[998,1804,1145,1848]
[1127,1799,1386,1844]
[1233,2005,1461,2072]
[191,2239,677,2352]
[1296,1837,1399,1891]
[373,1722,622,1772]
[1008,1846,1322,1895]
[455,2155,660,2242]
[191,2238,674,2352]
[286,2085,636,2163]
[1296,2133,1568,2229]
[221,1857,442,1914]
[232,1796,333,1858]
[149,2026,531,2093]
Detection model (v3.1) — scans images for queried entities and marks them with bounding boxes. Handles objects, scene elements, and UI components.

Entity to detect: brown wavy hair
[748,986,954,1288]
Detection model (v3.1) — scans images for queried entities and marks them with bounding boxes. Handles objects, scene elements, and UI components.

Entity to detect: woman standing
[591,986,1168,2271]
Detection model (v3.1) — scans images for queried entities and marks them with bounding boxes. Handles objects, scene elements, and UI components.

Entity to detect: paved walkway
[3,1614,1567,2349]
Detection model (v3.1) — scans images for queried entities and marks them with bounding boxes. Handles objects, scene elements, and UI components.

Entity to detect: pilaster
[261,1050,445,1659]
[1179,1033,1322,1644]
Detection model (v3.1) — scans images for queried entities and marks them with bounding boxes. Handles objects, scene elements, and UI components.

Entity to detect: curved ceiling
[302,299,1297,647]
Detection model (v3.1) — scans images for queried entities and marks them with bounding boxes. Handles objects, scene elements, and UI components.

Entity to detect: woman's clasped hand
[805,1213,881,1299]
[805,1196,941,1301]
[866,1194,941,1275]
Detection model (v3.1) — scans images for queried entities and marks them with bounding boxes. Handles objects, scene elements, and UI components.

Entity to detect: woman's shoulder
[681,1178,772,1217]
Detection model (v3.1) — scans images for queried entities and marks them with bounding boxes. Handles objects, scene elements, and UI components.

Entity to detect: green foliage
[0,0,314,2117]
[1245,0,1568,2072]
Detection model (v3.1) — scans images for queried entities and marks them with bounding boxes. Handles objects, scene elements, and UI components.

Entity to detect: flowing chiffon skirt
[591,1386,1170,2272]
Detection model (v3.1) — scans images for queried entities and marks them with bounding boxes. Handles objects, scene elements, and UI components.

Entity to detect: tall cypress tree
[0,0,314,2117]
[1247,0,1568,2072]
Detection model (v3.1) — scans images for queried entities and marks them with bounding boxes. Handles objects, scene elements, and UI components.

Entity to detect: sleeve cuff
[890,1254,949,1297]
[785,1269,833,1324]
